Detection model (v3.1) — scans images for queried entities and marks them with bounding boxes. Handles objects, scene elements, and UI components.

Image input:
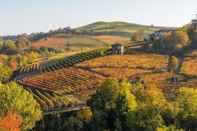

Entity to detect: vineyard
[17,67,105,112]
[14,48,109,77]
[17,49,197,113]
[76,54,168,79]
[24,87,82,112]
[19,67,105,94]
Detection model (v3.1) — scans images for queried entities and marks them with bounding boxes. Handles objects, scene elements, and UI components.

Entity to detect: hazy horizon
[1,0,197,35]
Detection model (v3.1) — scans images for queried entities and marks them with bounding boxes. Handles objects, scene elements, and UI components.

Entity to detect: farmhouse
[111,43,124,54]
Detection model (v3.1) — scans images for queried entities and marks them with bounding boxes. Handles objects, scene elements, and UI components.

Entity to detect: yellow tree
[0,82,42,130]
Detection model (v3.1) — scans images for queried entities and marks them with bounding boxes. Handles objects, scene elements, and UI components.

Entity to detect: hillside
[16,52,168,111]
[75,21,161,37]
[31,35,108,50]
[92,35,130,45]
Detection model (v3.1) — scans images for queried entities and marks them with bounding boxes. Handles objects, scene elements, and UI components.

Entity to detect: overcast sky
[0,0,197,35]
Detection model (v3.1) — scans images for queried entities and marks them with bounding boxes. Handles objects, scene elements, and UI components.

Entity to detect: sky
[0,0,197,35]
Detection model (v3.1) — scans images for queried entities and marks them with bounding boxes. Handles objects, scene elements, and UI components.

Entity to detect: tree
[175,87,197,130]
[15,34,31,49]
[1,40,18,55]
[114,81,137,131]
[0,38,4,49]
[152,31,190,54]
[167,56,179,73]
[88,79,137,131]
[0,111,22,131]
[134,85,170,131]
[0,65,12,81]
[130,30,144,43]
[156,125,184,131]
[0,82,42,130]
[63,116,84,131]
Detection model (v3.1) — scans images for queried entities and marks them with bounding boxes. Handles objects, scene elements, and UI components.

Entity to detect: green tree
[63,116,84,131]
[0,82,42,130]
[0,38,4,49]
[3,40,16,49]
[0,65,12,81]
[88,79,137,131]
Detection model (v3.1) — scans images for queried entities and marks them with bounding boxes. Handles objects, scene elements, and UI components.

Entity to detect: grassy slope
[75,21,161,37]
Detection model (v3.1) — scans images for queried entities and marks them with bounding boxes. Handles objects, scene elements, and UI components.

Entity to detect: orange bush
[8,58,18,70]
[0,111,22,131]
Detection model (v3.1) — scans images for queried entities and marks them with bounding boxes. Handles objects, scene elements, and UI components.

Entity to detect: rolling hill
[74,21,161,37]
[30,21,162,49]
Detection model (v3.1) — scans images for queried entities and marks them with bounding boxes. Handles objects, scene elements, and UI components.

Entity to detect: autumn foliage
[0,111,22,131]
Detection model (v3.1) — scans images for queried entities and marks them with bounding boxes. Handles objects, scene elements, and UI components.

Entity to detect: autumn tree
[15,34,31,50]
[133,84,170,131]
[0,111,22,131]
[0,82,42,130]
[152,31,190,54]
[130,30,144,43]
[167,56,179,73]
[175,87,197,130]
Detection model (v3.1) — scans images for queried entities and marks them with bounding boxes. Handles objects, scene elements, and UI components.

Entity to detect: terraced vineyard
[25,87,81,112]
[20,51,197,113]
[18,67,105,112]
[14,48,109,77]
[19,67,105,94]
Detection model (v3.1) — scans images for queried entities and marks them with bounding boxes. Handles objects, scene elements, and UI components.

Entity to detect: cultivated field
[32,35,108,50]
[18,51,197,112]
[93,35,130,45]
[76,54,168,79]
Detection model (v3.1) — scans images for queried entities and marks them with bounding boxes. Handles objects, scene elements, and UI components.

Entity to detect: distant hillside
[93,35,130,45]
[74,21,161,37]
[32,35,108,50]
